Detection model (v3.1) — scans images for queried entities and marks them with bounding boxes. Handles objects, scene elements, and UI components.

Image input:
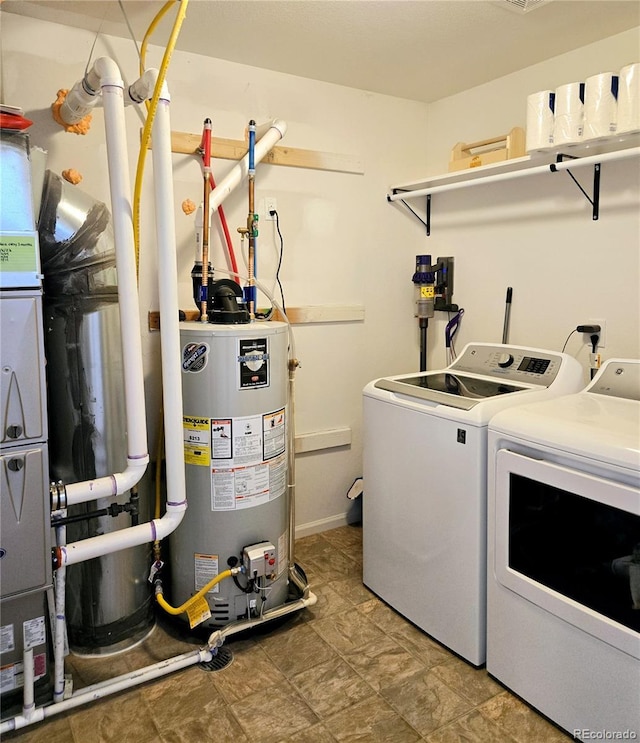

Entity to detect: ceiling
[3,0,639,103]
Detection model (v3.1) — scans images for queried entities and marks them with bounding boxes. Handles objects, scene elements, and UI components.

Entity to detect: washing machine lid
[371,342,582,411]
[374,372,526,410]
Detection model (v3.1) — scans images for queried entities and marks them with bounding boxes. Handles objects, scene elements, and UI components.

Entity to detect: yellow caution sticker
[420,286,435,298]
[186,596,211,629]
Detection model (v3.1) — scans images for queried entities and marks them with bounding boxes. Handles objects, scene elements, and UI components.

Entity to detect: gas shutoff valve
[242,541,277,579]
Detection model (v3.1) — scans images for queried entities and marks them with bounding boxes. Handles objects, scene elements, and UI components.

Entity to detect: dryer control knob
[497,353,514,368]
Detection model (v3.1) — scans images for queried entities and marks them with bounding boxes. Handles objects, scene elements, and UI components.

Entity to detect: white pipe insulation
[59,57,150,510]
[55,59,187,567]
[150,87,187,521]
[21,648,35,721]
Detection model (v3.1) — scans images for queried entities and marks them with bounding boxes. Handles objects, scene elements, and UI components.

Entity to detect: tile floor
[3,524,573,743]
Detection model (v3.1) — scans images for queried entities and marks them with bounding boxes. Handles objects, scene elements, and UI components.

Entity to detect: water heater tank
[172,320,290,630]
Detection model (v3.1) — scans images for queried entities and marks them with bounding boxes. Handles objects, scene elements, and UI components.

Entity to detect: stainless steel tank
[38,171,153,654]
[173,320,290,630]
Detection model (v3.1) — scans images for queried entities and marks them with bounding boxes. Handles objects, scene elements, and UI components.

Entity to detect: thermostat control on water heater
[242,541,277,579]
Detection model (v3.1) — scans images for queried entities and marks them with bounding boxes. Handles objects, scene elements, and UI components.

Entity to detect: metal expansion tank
[38,171,153,654]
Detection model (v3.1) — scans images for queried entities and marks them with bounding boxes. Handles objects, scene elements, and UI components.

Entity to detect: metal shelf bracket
[388,190,430,234]
[551,154,601,221]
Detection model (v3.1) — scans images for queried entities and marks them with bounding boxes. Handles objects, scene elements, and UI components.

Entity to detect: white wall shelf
[387,132,640,235]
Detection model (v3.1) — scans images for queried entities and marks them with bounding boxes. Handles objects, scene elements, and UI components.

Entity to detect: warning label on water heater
[184,409,286,508]
[206,408,286,511]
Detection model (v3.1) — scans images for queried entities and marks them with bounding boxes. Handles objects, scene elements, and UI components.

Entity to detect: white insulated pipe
[387,146,640,201]
[0,648,214,733]
[204,592,318,653]
[209,120,287,211]
[61,59,149,509]
[150,87,187,519]
[56,60,190,566]
[21,648,35,721]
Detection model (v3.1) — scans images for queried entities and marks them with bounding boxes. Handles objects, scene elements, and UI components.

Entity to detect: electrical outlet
[588,318,606,348]
[264,196,277,220]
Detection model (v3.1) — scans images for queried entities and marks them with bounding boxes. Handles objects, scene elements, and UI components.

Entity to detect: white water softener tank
[172,320,290,630]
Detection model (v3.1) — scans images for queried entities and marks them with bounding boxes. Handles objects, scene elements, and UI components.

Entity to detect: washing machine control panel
[451,344,561,386]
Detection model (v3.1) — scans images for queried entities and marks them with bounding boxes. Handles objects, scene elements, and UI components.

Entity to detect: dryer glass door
[494,449,640,659]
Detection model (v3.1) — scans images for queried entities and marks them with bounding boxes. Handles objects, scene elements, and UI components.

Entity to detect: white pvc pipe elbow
[60,507,185,567]
[63,458,149,507]
[59,57,123,124]
[125,69,160,106]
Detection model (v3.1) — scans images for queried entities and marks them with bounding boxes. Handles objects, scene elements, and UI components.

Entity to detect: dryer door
[494,449,640,660]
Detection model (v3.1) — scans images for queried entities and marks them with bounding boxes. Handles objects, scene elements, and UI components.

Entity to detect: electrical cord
[272,210,287,315]
[445,308,464,363]
[561,329,577,352]
[562,326,601,379]
[233,573,255,594]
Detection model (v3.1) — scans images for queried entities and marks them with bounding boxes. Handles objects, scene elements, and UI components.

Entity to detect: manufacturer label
[0,624,15,653]
[23,616,45,650]
[238,338,269,388]
[182,342,209,373]
[0,235,38,273]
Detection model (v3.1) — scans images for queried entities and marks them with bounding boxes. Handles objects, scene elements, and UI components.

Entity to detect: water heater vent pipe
[53,59,189,566]
[57,58,150,511]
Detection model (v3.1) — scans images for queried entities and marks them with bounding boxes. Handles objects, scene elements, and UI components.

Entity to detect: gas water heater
[172,319,290,630]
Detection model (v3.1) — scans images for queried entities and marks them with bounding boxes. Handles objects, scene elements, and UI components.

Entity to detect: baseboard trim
[295,513,349,539]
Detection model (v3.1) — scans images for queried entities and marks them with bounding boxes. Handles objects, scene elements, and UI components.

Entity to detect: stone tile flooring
[3,524,573,742]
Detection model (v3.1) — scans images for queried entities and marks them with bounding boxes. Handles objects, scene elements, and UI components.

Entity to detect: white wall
[419,27,640,371]
[2,14,639,534]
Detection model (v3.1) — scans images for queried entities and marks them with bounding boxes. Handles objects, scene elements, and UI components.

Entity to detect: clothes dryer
[487,358,640,737]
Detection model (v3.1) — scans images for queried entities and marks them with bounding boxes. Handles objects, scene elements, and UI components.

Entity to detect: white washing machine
[487,358,640,737]
[362,342,584,666]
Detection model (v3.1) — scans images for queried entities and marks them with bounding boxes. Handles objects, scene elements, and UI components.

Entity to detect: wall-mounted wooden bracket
[146,129,364,175]
[552,154,601,221]
[270,305,364,324]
